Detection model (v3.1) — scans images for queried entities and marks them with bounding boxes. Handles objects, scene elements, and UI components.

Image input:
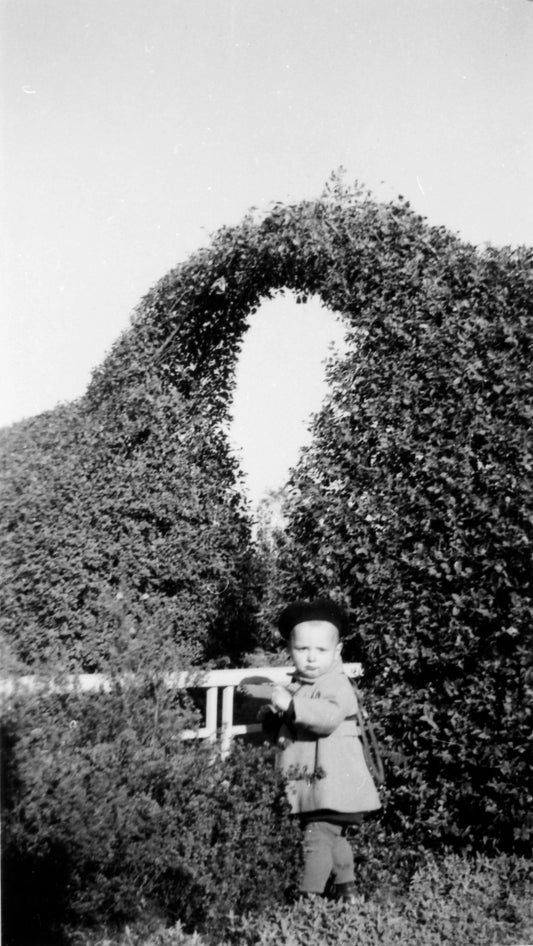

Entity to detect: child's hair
[277,597,349,641]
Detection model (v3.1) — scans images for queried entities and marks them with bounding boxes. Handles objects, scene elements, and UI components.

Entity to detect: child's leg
[331,826,355,886]
[300,821,345,894]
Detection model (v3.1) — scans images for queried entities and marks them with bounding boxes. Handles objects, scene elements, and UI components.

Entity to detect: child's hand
[270,685,292,714]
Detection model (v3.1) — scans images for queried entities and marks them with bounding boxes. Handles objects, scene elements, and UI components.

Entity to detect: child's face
[289,620,342,679]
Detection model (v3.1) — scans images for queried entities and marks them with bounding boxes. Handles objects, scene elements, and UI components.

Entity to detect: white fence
[0,663,362,758]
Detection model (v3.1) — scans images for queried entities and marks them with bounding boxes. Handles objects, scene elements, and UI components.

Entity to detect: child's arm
[292,679,358,736]
[260,686,296,744]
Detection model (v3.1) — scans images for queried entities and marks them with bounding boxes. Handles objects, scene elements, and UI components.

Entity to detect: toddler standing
[266,597,381,902]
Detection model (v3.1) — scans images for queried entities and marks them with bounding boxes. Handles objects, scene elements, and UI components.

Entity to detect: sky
[2,0,532,503]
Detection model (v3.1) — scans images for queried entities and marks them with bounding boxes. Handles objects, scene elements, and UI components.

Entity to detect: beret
[277,597,349,641]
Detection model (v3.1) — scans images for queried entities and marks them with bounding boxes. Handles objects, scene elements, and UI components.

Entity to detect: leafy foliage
[0,386,257,670]
[3,175,531,678]
[226,853,533,946]
[2,685,299,945]
[1,173,531,878]
[58,853,533,946]
[263,179,533,853]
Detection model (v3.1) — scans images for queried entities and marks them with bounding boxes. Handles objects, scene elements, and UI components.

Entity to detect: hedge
[262,178,533,853]
[1,684,300,944]
[1,174,531,858]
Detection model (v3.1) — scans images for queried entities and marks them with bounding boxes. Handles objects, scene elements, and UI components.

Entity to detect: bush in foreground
[2,685,299,945]
[71,853,533,946]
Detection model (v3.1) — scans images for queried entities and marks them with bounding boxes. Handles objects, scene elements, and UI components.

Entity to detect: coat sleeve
[292,676,359,736]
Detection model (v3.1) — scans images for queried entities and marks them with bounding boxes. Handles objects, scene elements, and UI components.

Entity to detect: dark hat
[277,597,349,641]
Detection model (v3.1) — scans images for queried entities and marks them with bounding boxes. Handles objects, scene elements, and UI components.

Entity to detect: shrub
[66,852,533,946]
[227,852,533,945]
[264,180,533,853]
[2,172,531,889]
[1,683,299,946]
[0,393,258,671]
[3,174,530,682]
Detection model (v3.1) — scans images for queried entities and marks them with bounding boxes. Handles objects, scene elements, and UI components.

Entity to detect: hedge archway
[1,176,531,681]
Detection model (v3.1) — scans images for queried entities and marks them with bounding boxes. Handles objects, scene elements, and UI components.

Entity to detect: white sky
[2,0,532,503]
[230,294,348,502]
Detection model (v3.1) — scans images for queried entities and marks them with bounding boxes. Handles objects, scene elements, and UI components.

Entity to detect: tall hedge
[1,177,532,868]
[0,389,256,670]
[264,184,533,853]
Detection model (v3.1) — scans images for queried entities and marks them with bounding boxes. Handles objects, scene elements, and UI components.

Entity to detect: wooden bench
[0,663,362,758]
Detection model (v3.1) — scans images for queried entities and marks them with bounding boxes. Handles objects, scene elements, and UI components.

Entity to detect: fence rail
[0,663,362,758]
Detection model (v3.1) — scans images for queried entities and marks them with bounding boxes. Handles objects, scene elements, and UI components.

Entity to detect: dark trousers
[300,821,355,893]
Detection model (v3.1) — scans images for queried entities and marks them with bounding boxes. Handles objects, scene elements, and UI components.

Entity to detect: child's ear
[336,640,343,656]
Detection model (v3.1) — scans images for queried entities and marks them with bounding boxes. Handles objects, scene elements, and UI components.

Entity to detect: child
[266,597,381,902]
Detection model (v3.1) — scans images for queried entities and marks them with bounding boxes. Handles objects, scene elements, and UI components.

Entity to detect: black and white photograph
[2,2,532,944]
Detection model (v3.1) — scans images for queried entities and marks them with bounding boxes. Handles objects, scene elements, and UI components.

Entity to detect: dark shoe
[334,882,358,904]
